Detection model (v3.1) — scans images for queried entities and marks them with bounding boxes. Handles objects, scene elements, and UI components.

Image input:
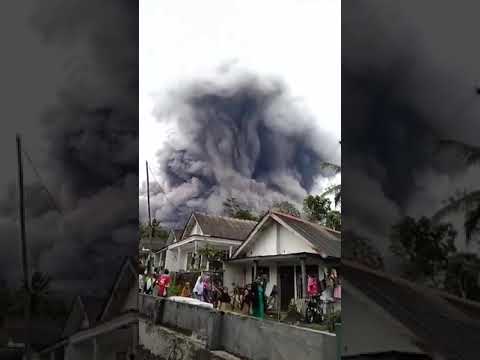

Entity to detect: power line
[21,146,63,216]
[145,161,176,219]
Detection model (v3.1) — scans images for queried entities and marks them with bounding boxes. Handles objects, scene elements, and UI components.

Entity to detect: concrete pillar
[194,241,199,270]
[177,248,182,271]
[253,260,258,281]
[293,265,297,299]
[229,246,233,259]
[275,222,280,255]
[300,258,307,299]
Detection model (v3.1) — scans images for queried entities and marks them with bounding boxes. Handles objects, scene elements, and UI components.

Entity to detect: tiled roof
[343,260,480,359]
[191,212,257,241]
[272,211,341,258]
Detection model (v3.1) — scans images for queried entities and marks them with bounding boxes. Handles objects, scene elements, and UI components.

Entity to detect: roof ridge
[272,210,341,234]
[194,211,258,223]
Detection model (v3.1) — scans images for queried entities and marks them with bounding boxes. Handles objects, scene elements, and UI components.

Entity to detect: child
[180,282,192,297]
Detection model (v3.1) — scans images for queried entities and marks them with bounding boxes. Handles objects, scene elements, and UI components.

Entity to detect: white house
[152,229,183,270]
[37,258,139,360]
[225,211,341,311]
[160,212,257,273]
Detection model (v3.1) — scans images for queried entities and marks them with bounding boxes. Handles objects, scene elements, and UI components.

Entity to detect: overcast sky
[139,0,341,199]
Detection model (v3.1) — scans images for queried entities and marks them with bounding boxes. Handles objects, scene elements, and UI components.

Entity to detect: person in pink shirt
[307,275,319,297]
[156,269,171,297]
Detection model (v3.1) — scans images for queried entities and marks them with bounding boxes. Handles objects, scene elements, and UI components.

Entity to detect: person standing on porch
[193,274,204,300]
[180,282,192,297]
[157,269,171,297]
[252,277,265,319]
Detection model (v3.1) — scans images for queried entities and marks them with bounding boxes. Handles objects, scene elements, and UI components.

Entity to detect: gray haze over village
[0,0,138,297]
[139,0,341,229]
[343,1,480,268]
[139,67,341,228]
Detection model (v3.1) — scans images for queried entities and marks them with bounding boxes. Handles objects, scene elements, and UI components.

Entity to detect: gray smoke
[0,0,138,297]
[142,68,340,227]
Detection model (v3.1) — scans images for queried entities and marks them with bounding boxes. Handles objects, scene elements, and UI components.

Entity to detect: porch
[225,253,341,318]
[164,235,241,273]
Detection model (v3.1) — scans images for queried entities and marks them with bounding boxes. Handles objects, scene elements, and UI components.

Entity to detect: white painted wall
[186,221,202,237]
[165,248,178,272]
[244,219,317,258]
[278,226,314,255]
[223,263,244,288]
[342,281,424,356]
[247,221,278,257]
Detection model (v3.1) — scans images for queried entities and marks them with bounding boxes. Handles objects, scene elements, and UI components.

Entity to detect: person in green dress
[252,277,266,319]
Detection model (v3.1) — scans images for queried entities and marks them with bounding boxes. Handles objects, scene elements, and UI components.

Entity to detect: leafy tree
[436,139,480,245]
[342,231,384,270]
[444,253,480,300]
[198,245,226,262]
[390,216,457,286]
[326,210,341,231]
[223,197,259,221]
[139,218,169,240]
[272,201,301,217]
[320,161,341,207]
[321,184,341,207]
[303,195,332,223]
[9,272,66,321]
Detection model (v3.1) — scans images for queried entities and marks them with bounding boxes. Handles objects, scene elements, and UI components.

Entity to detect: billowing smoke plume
[0,0,138,297]
[141,69,340,227]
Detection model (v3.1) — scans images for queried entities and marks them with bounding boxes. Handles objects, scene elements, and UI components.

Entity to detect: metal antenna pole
[16,134,31,360]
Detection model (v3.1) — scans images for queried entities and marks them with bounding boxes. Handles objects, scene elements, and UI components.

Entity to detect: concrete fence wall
[139,294,337,360]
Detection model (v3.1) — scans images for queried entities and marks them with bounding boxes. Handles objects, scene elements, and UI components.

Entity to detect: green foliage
[223,197,259,221]
[436,139,480,244]
[167,282,182,297]
[444,253,480,300]
[343,232,384,270]
[198,245,226,262]
[272,201,301,217]
[326,210,341,231]
[303,195,332,223]
[465,204,480,243]
[390,216,457,285]
[320,184,341,207]
[8,271,66,321]
[140,218,169,240]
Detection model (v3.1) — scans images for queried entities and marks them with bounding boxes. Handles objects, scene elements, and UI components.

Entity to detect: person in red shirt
[156,269,171,297]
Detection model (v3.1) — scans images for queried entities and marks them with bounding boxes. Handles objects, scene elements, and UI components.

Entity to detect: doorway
[279,266,294,311]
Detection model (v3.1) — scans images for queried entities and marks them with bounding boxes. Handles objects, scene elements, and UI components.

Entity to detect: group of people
[139,268,172,297]
[177,273,273,319]
[139,268,276,320]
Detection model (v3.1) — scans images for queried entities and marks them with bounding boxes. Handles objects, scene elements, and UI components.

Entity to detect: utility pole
[16,134,31,360]
[146,161,152,271]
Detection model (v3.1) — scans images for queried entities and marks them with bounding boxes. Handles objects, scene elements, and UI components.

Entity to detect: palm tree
[320,162,341,207]
[8,272,62,320]
[435,139,480,245]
